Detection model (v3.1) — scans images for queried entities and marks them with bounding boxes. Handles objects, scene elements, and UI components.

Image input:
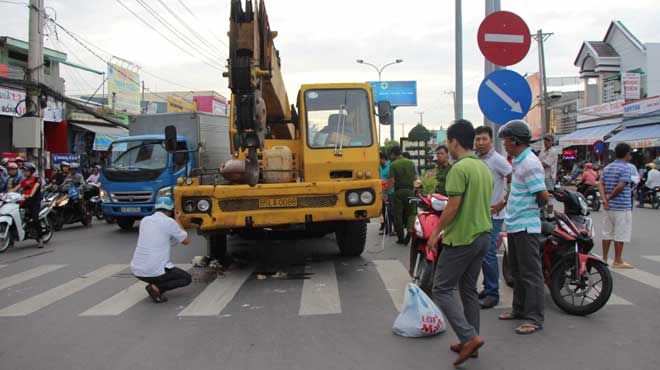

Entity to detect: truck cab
[175,83,386,257]
[100,134,192,230]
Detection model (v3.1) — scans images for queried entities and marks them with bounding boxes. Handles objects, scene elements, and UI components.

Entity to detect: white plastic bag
[393,283,446,337]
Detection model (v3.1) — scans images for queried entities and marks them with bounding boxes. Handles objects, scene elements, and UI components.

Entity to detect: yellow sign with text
[167,96,197,112]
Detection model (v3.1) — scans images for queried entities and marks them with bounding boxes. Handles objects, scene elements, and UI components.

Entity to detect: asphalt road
[1,208,659,370]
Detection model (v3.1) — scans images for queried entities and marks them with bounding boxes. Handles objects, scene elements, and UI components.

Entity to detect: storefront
[606,97,660,167]
[67,112,128,169]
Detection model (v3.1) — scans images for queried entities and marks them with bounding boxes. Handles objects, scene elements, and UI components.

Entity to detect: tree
[380,139,399,156]
[408,124,432,143]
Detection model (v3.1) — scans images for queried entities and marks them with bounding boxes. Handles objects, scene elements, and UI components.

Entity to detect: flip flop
[145,284,165,303]
[515,323,543,335]
[498,312,523,320]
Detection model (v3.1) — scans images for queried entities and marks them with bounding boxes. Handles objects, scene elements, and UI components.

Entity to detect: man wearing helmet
[10,162,43,247]
[130,197,191,303]
[0,158,8,192]
[53,161,70,186]
[14,156,25,169]
[65,163,85,188]
[496,120,550,335]
[4,162,24,193]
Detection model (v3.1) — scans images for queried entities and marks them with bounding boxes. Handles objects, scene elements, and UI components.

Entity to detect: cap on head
[22,162,37,173]
[543,133,555,142]
[60,161,70,168]
[648,162,657,170]
[7,162,18,169]
[15,156,24,162]
[154,197,174,212]
[497,120,532,145]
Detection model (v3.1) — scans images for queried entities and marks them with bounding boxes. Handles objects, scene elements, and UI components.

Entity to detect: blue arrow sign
[478,69,532,125]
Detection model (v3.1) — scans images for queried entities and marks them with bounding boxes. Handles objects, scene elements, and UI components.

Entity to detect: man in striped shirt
[497,120,550,335]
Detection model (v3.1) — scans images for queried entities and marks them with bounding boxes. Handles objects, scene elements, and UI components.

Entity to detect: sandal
[145,284,166,303]
[498,312,523,320]
[515,323,543,335]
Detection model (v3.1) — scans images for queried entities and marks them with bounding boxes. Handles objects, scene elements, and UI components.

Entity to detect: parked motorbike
[408,193,448,295]
[499,190,612,316]
[577,182,601,211]
[0,192,54,252]
[635,185,660,209]
[48,182,92,231]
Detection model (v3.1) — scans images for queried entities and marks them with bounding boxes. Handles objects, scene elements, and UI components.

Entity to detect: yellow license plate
[258,197,298,208]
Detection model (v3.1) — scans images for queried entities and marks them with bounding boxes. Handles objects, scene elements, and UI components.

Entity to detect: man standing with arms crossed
[497,120,550,335]
[427,120,492,366]
[475,126,512,309]
[599,143,635,269]
[389,146,417,245]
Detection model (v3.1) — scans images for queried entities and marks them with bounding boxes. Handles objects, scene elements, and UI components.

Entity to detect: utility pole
[27,0,45,174]
[141,81,145,114]
[455,0,463,120]
[484,0,501,151]
[415,111,424,126]
[532,29,553,135]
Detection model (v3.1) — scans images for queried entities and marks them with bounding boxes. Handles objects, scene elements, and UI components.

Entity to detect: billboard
[167,96,196,112]
[368,81,417,106]
[622,72,642,101]
[107,63,141,114]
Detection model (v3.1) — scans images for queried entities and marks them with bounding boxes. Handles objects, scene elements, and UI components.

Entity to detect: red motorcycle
[408,193,448,295]
[500,190,613,316]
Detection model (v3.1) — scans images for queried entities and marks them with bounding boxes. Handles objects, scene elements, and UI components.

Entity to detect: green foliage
[380,139,399,157]
[419,173,437,195]
[408,124,432,143]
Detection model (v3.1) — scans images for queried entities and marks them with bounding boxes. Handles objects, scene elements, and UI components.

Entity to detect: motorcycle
[48,182,93,231]
[635,185,660,209]
[408,192,448,295]
[500,190,612,316]
[0,192,54,252]
[577,182,601,211]
[83,183,104,220]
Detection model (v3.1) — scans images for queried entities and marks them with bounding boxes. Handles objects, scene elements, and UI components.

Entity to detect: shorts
[602,210,632,242]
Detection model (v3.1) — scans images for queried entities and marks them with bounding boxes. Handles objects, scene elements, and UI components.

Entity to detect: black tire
[653,194,660,209]
[0,222,13,253]
[550,259,613,316]
[117,218,135,230]
[208,233,227,260]
[48,213,63,231]
[502,249,514,288]
[335,220,367,257]
[591,197,601,212]
[41,218,53,244]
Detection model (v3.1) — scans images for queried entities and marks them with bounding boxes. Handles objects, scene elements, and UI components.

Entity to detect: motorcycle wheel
[502,249,514,288]
[550,259,613,316]
[591,197,601,212]
[81,208,92,227]
[48,213,63,231]
[653,194,660,209]
[41,218,53,244]
[0,223,13,253]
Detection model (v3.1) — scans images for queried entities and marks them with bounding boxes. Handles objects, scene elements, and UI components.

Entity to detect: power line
[157,0,227,59]
[0,0,27,5]
[177,0,230,50]
[114,0,224,72]
[132,0,225,68]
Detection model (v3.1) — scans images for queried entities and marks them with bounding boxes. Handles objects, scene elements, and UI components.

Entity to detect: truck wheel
[208,233,227,260]
[117,218,135,230]
[335,221,367,257]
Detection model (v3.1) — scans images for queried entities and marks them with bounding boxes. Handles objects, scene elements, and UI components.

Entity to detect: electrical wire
[132,0,225,68]
[0,0,27,5]
[176,0,230,50]
[114,0,224,72]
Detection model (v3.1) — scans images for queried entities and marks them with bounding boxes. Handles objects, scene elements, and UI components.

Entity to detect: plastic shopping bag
[392,283,446,337]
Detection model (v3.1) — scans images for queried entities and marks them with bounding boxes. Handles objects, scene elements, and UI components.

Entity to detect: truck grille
[110,191,154,203]
[218,195,338,212]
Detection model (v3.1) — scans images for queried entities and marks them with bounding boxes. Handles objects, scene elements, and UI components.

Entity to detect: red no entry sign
[478,11,531,66]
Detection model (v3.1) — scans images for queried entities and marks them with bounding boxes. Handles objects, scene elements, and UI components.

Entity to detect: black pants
[136,267,192,294]
[508,231,544,327]
[21,199,42,238]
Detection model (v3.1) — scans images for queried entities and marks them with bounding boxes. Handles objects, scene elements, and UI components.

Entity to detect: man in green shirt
[388,146,417,244]
[434,145,452,195]
[427,120,493,366]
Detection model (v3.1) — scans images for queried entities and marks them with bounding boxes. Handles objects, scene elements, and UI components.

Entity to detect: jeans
[508,231,544,327]
[481,218,503,299]
[432,233,490,343]
[136,267,192,294]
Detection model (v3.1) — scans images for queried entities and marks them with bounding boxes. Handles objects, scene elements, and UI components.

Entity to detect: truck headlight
[100,188,111,203]
[157,187,172,199]
[360,191,374,204]
[346,189,375,206]
[197,199,210,212]
[347,192,360,205]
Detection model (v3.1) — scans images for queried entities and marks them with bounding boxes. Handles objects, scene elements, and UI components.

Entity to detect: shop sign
[93,133,124,151]
[107,63,141,114]
[577,100,624,122]
[167,96,196,112]
[0,87,26,117]
[52,153,80,164]
[212,99,228,116]
[622,72,642,101]
[623,96,660,117]
[44,97,64,122]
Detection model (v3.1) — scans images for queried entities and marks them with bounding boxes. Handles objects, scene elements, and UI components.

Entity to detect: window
[173,141,189,173]
[305,89,373,149]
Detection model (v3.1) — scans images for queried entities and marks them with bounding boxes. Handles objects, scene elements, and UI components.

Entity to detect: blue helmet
[154,197,174,212]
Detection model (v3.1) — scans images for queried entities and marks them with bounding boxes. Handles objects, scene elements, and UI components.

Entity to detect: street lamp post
[356,59,403,144]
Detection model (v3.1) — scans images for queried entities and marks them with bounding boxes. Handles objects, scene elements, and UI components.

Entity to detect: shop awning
[606,123,660,148]
[559,123,622,146]
[70,123,128,151]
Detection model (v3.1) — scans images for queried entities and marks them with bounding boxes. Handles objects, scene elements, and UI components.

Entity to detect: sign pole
[455,0,463,120]
[484,0,501,151]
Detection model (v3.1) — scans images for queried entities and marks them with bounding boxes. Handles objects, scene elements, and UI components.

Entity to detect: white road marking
[80,264,192,316]
[299,261,341,316]
[0,265,67,291]
[373,260,411,312]
[0,265,6,269]
[611,266,660,291]
[485,33,525,43]
[642,255,660,264]
[178,266,255,317]
[0,264,127,317]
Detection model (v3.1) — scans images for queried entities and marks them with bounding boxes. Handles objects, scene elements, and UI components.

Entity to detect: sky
[2,0,660,142]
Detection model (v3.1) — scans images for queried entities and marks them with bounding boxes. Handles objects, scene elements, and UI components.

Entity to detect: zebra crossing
[1,256,659,319]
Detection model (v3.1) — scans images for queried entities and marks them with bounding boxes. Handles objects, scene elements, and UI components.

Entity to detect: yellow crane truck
[169,0,391,259]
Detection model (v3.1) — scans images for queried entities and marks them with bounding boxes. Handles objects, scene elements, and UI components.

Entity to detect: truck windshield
[107,140,168,171]
[305,89,373,149]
